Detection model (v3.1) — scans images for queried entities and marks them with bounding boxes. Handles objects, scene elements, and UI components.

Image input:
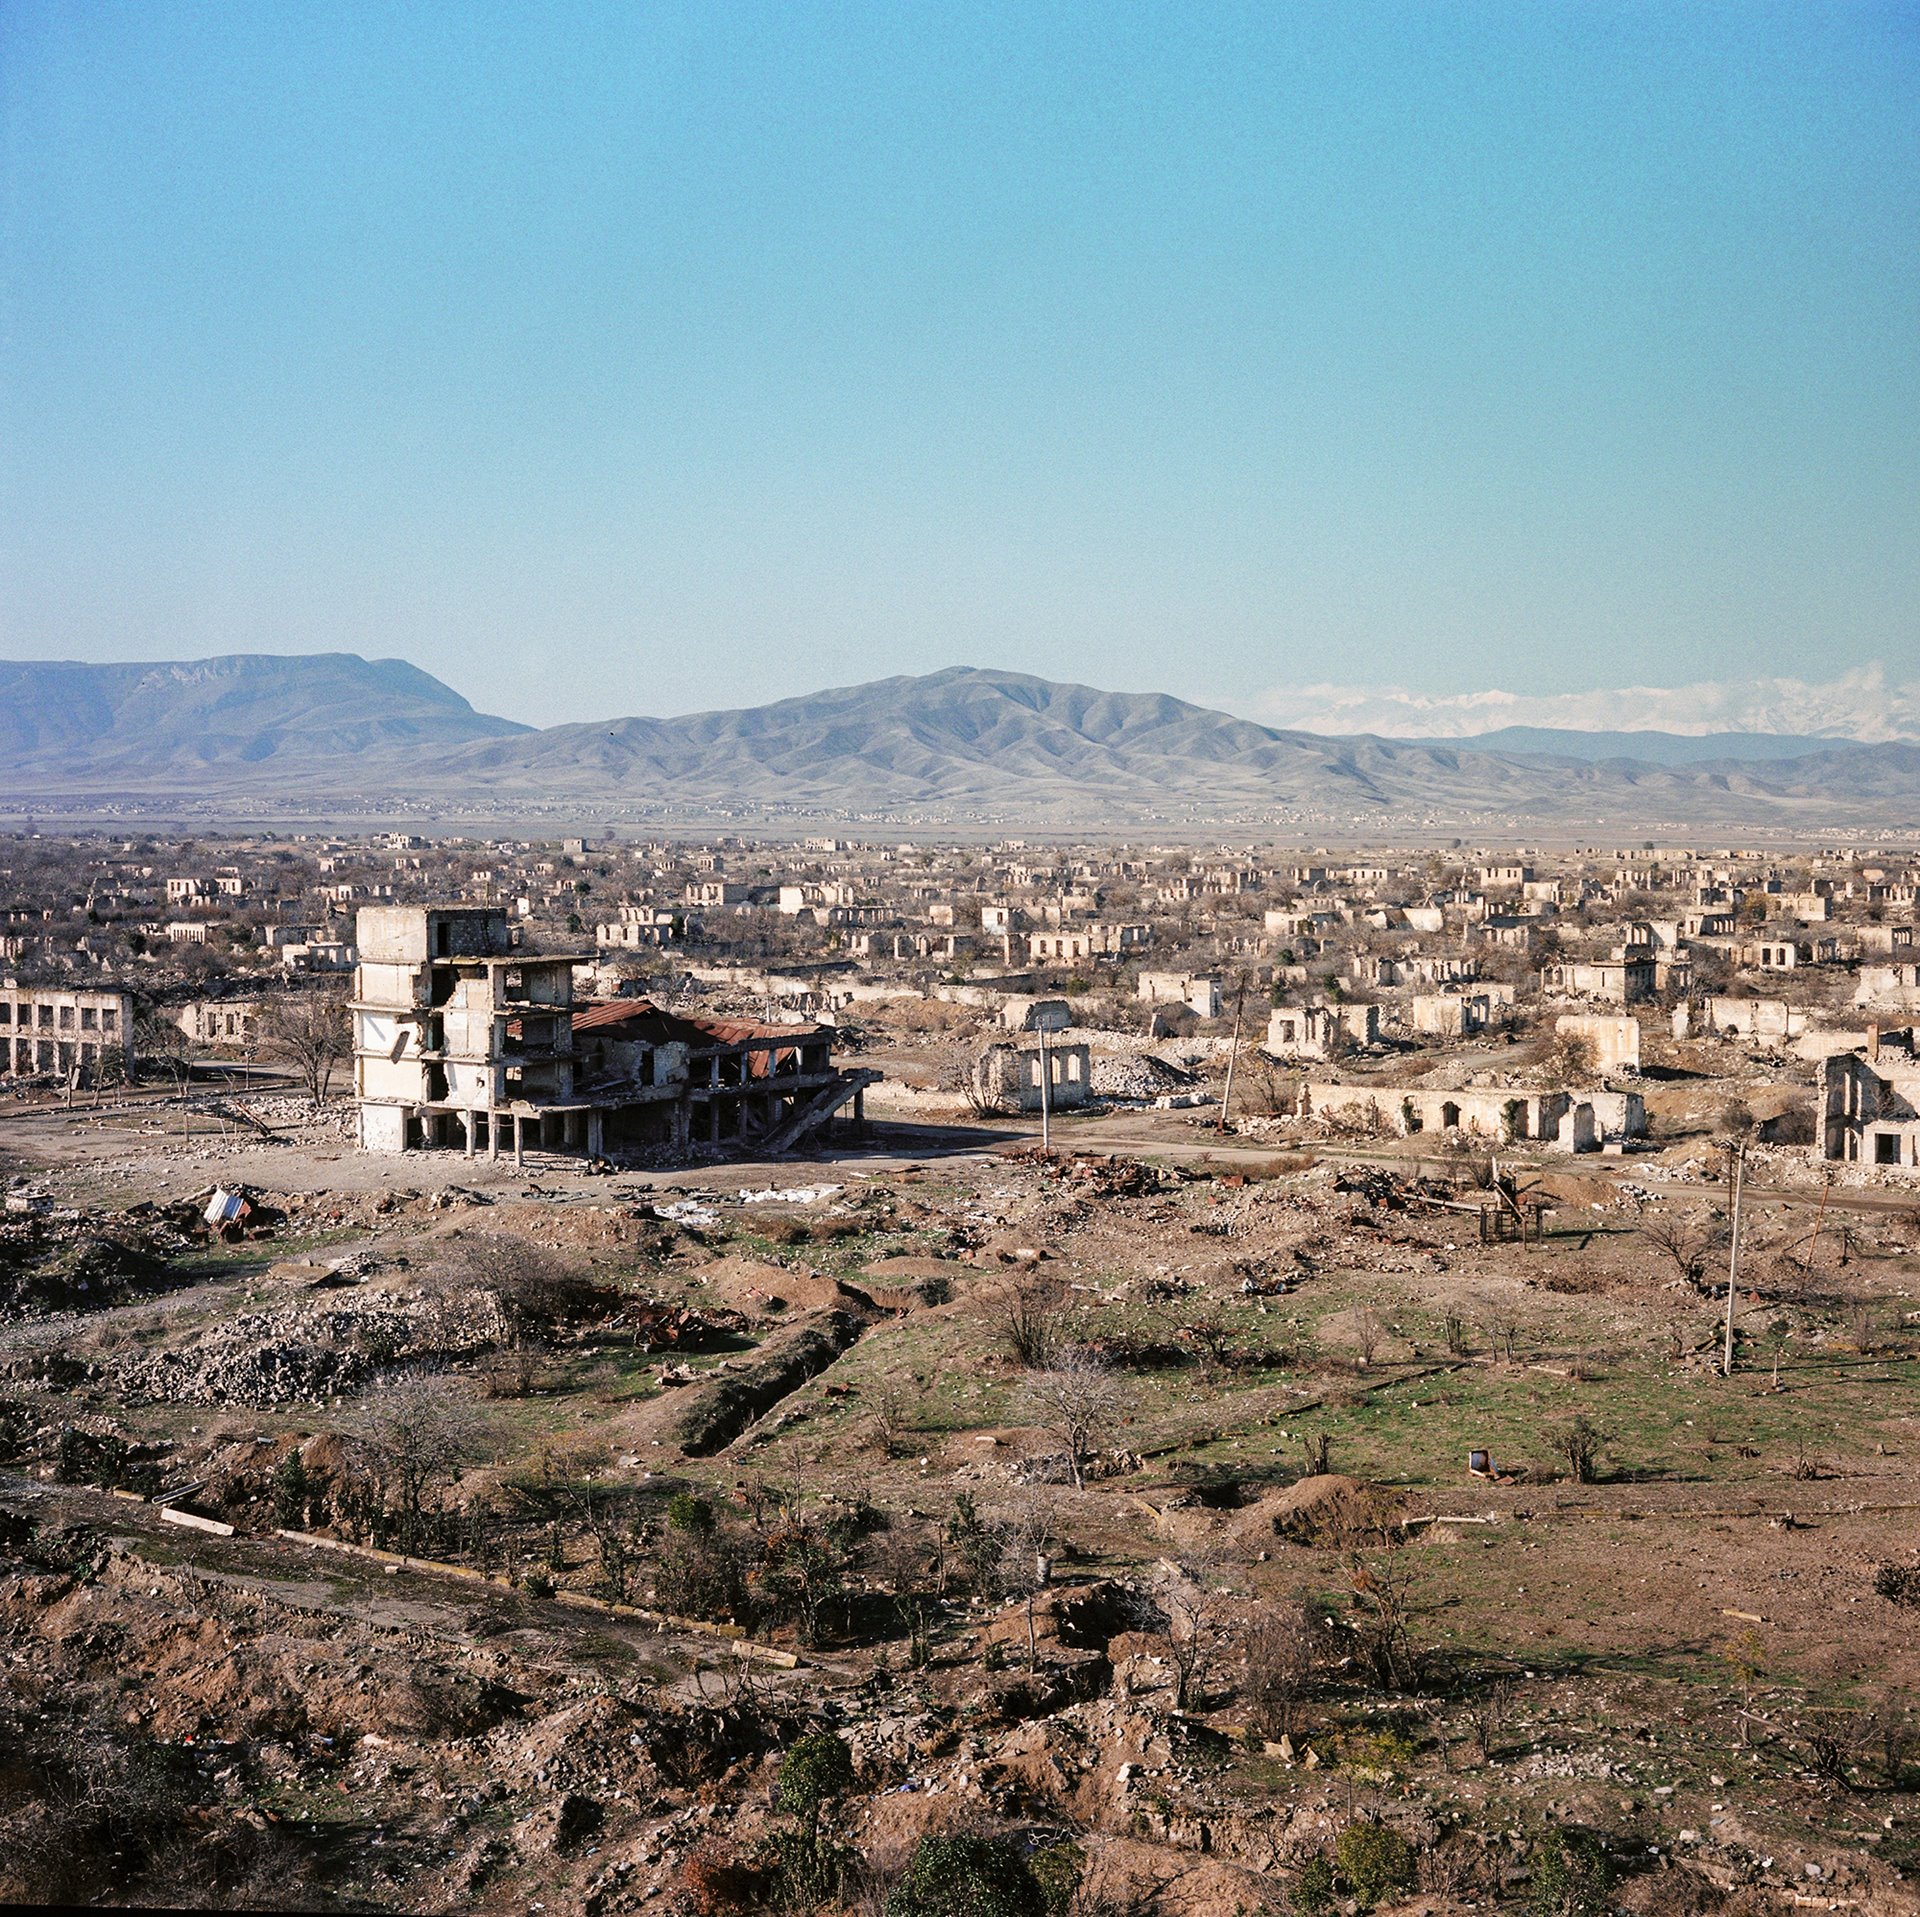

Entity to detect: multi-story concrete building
[352,905,872,1161]
[352,905,594,1158]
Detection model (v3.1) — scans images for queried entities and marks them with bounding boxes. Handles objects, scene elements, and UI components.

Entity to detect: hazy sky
[2,2,1915,728]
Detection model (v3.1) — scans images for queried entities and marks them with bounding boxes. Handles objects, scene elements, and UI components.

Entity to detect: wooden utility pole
[1038,1019,1051,1153]
[1802,1172,1833,1273]
[1217,978,1248,1135]
[1723,1141,1746,1375]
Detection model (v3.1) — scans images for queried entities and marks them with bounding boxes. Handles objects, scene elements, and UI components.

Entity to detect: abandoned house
[171,1000,262,1048]
[972,1039,1092,1113]
[1857,964,1920,1010]
[352,905,873,1160]
[1821,1031,1920,1171]
[1408,986,1513,1038]
[1541,955,1657,1004]
[0,981,134,1084]
[1298,1079,1646,1152]
[1137,972,1224,1018]
[1265,1002,1379,1060]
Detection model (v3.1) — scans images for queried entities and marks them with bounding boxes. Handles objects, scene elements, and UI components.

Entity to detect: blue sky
[1,2,1915,730]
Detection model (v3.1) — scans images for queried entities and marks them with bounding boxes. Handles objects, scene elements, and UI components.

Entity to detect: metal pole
[1723,1142,1744,1375]
[1038,1021,1051,1152]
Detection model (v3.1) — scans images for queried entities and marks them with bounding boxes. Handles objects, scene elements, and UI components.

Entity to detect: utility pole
[1217,976,1248,1135]
[1038,1019,1051,1153]
[1723,1140,1745,1375]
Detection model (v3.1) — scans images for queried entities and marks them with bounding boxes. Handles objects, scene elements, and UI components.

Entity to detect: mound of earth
[693,1254,872,1316]
[857,1254,969,1280]
[1229,1473,1401,1548]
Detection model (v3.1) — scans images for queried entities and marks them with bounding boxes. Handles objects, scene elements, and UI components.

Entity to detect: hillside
[2,654,1918,829]
[0,654,528,776]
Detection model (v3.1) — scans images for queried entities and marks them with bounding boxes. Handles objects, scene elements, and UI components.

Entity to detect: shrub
[1292,1853,1337,1917]
[1334,1821,1415,1909]
[667,1490,715,1534]
[1553,1416,1608,1485]
[1028,1843,1084,1915]
[653,1526,748,1622]
[1530,1827,1613,1917]
[1873,1563,1920,1608]
[884,1832,1047,1917]
[774,1733,855,1823]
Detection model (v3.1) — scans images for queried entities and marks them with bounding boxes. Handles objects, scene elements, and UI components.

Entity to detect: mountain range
[2,653,1916,831]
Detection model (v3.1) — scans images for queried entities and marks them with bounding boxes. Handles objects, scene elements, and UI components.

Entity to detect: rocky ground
[2,1087,1919,1915]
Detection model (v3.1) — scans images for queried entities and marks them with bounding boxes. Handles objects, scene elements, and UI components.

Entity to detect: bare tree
[991,1271,1066,1368]
[432,1236,601,1396]
[1241,1597,1330,1738]
[1345,1547,1422,1691]
[347,1375,490,1553]
[868,1371,919,1459]
[258,987,350,1102]
[1020,1347,1131,1489]
[135,1010,192,1094]
[1353,1307,1382,1366]
[1541,1031,1597,1083]
[996,1486,1059,1668]
[1157,1549,1226,1712]
[1463,1674,1514,1763]
[1640,1207,1728,1288]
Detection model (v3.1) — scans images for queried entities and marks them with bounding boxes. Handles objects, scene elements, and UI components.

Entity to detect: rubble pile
[1090,1053,1201,1102]
[0,1198,204,1316]
[111,1291,508,1408]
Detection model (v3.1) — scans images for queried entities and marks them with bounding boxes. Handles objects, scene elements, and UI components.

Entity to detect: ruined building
[972,1038,1092,1114]
[351,906,872,1160]
[1821,1030,1920,1171]
[0,981,134,1085]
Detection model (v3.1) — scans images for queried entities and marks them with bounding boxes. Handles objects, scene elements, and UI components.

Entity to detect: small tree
[1334,1821,1415,1909]
[258,987,350,1102]
[1019,1347,1131,1489]
[270,1451,316,1530]
[1553,1416,1607,1485]
[348,1376,488,1554]
[1241,1597,1328,1738]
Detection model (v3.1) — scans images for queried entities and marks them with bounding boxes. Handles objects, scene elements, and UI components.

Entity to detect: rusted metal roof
[572,998,822,1049]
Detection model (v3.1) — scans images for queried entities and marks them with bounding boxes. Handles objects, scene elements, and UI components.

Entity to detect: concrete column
[587,1108,603,1156]
[463,1110,476,1158]
[512,1112,524,1168]
[488,1109,500,1161]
